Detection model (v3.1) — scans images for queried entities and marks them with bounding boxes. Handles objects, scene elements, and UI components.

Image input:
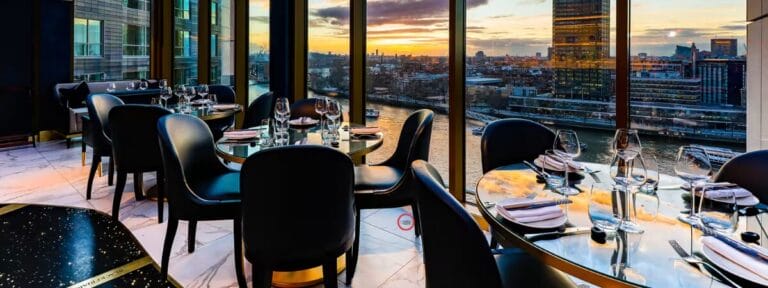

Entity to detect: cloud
[312,0,489,27]
[250,16,269,24]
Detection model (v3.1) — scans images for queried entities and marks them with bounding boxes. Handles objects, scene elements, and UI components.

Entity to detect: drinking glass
[127,82,137,91]
[609,154,647,233]
[699,188,738,233]
[543,150,568,193]
[553,129,580,195]
[139,80,148,90]
[274,97,291,132]
[160,87,172,108]
[206,94,218,110]
[612,129,642,161]
[106,82,117,93]
[675,146,712,225]
[589,184,621,232]
[184,86,196,110]
[259,119,272,146]
[150,97,160,106]
[198,84,209,100]
[159,79,168,91]
[315,97,328,130]
[637,155,658,195]
[326,99,342,141]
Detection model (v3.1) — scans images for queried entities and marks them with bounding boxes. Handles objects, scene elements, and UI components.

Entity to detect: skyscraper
[551,0,612,101]
[710,39,738,59]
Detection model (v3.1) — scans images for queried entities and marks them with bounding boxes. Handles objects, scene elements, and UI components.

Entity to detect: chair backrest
[243,91,275,128]
[208,85,236,103]
[382,109,434,169]
[109,105,171,171]
[411,160,502,288]
[86,93,125,142]
[714,150,768,203]
[481,118,554,173]
[157,114,229,210]
[240,146,355,270]
[288,98,344,122]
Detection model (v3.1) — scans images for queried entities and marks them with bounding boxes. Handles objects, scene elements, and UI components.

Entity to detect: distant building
[547,47,553,60]
[551,0,612,101]
[710,39,737,59]
[475,51,487,64]
[630,78,701,104]
[697,59,746,106]
[674,44,697,60]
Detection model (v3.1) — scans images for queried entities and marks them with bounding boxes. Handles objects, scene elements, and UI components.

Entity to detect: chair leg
[81,141,86,167]
[489,227,499,249]
[188,220,197,253]
[346,207,361,284]
[133,172,145,201]
[251,264,273,288]
[323,258,339,288]
[233,218,247,288]
[161,217,179,280]
[112,172,127,221]
[411,202,422,237]
[86,154,101,200]
[156,171,164,224]
[108,156,114,186]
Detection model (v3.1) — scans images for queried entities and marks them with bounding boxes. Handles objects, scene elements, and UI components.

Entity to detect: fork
[669,240,741,288]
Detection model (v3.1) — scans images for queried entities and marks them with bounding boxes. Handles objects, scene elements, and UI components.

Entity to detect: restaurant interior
[2,0,768,287]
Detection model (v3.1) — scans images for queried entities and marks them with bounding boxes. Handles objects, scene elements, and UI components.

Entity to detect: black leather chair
[715,150,768,204]
[242,92,275,128]
[346,109,433,283]
[85,94,124,199]
[203,85,237,141]
[241,146,355,288]
[411,160,575,288]
[481,118,555,173]
[208,85,236,104]
[289,98,344,122]
[109,105,171,222]
[156,114,246,286]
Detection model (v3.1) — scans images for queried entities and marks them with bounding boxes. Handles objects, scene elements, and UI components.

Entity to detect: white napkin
[702,236,768,280]
[212,104,239,110]
[288,117,318,125]
[535,154,584,171]
[699,187,754,199]
[497,205,564,223]
[223,130,259,138]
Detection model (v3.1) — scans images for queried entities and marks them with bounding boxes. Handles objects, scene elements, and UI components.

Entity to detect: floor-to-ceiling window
[174,0,198,85]
[73,0,151,82]
[364,0,450,178]
[464,0,617,192]
[248,0,270,104]
[210,0,235,85]
[629,0,747,172]
[308,0,350,103]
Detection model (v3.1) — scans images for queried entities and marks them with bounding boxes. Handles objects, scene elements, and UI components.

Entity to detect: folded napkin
[702,236,768,280]
[697,187,754,199]
[350,127,381,135]
[223,130,259,138]
[535,154,584,171]
[498,205,564,223]
[288,117,318,125]
[212,104,239,111]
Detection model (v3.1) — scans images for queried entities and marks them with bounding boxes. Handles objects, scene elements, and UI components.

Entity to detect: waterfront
[249,84,745,191]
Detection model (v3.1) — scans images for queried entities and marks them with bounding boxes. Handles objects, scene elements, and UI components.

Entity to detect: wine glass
[674,146,712,225]
[184,86,196,110]
[637,155,658,195]
[106,82,116,93]
[325,99,342,141]
[139,80,148,91]
[274,97,291,132]
[159,79,168,91]
[612,129,642,161]
[198,84,209,101]
[160,87,172,108]
[315,97,328,130]
[127,81,137,91]
[553,129,581,195]
[206,94,218,110]
[609,154,647,233]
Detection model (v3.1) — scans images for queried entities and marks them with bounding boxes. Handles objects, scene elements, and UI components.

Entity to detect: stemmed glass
[106,82,117,93]
[273,97,291,132]
[127,82,137,91]
[160,87,172,108]
[198,84,209,102]
[315,97,328,131]
[139,80,148,91]
[553,129,581,195]
[612,129,642,161]
[610,129,645,233]
[159,79,168,91]
[184,86,196,111]
[675,146,712,225]
[325,99,342,141]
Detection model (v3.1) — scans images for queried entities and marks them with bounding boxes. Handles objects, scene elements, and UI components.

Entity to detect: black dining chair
[241,146,355,288]
[346,109,433,283]
[85,94,124,200]
[208,85,236,104]
[481,118,556,173]
[108,104,171,222]
[411,160,575,288]
[156,114,246,286]
[242,91,275,128]
[203,85,237,141]
[714,150,768,204]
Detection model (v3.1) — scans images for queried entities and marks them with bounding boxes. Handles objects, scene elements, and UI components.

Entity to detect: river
[249,84,745,191]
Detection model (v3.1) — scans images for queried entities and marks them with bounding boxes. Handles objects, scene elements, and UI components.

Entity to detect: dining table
[476,162,768,288]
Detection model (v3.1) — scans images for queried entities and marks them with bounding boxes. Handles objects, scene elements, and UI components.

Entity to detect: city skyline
[247,0,747,58]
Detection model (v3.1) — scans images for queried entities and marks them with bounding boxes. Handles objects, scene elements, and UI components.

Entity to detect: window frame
[73,18,103,58]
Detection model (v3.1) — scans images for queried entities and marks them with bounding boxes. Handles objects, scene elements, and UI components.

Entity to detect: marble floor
[0,140,427,288]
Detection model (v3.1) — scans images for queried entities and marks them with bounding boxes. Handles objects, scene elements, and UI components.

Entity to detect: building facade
[710,39,738,59]
[698,59,746,106]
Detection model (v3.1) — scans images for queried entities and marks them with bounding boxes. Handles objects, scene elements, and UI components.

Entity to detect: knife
[523,160,549,178]
[524,227,591,241]
[502,199,573,211]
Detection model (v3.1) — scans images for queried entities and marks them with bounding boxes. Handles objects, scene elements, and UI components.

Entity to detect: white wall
[747,1,768,150]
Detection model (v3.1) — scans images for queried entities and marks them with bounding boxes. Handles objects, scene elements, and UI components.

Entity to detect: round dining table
[476,162,767,288]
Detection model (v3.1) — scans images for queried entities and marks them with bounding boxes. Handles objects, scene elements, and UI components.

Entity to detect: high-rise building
[698,59,746,106]
[551,0,612,101]
[710,39,738,59]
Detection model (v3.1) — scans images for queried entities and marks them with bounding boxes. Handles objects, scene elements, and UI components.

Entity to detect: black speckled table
[0,204,178,288]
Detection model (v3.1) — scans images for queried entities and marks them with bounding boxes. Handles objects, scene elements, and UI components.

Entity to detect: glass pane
[174,0,198,85]
[465,0,617,192]
[365,0,450,179]
[248,0,270,104]
[308,0,349,101]
[210,0,234,85]
[74,2,151,81]
[630,0,746,172]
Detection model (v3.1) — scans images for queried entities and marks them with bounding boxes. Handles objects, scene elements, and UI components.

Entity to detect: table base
[271,254,345,287]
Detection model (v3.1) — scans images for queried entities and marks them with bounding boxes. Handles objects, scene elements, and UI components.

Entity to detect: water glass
[259,119,272,146]
[206,94,218,110]
[543,150,567,193]
[274,97,291,132]
[675,146,712,224]
[106,82,117,93]
[698,190,738,233]
[273,131,290,147]
[159,79,168,91]
[589,184,621,232]
[139,80,148,90]
[637,155,658,195]
[127,82,137,91]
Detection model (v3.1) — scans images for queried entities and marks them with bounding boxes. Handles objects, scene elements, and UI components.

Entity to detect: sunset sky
[250,0,747,57]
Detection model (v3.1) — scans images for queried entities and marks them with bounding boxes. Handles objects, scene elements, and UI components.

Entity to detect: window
[465,0,617,192]
[123,25,150,57]
[175,30,191,57]
[74,18,101,57]
[630,0,746,171]
[174,0,197,85]
[73,1,151,81]
[308,0,350,101]
[248,0,270,103]
[210,0,234,85]
[365,0,450,179]
[176,0,190,20]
